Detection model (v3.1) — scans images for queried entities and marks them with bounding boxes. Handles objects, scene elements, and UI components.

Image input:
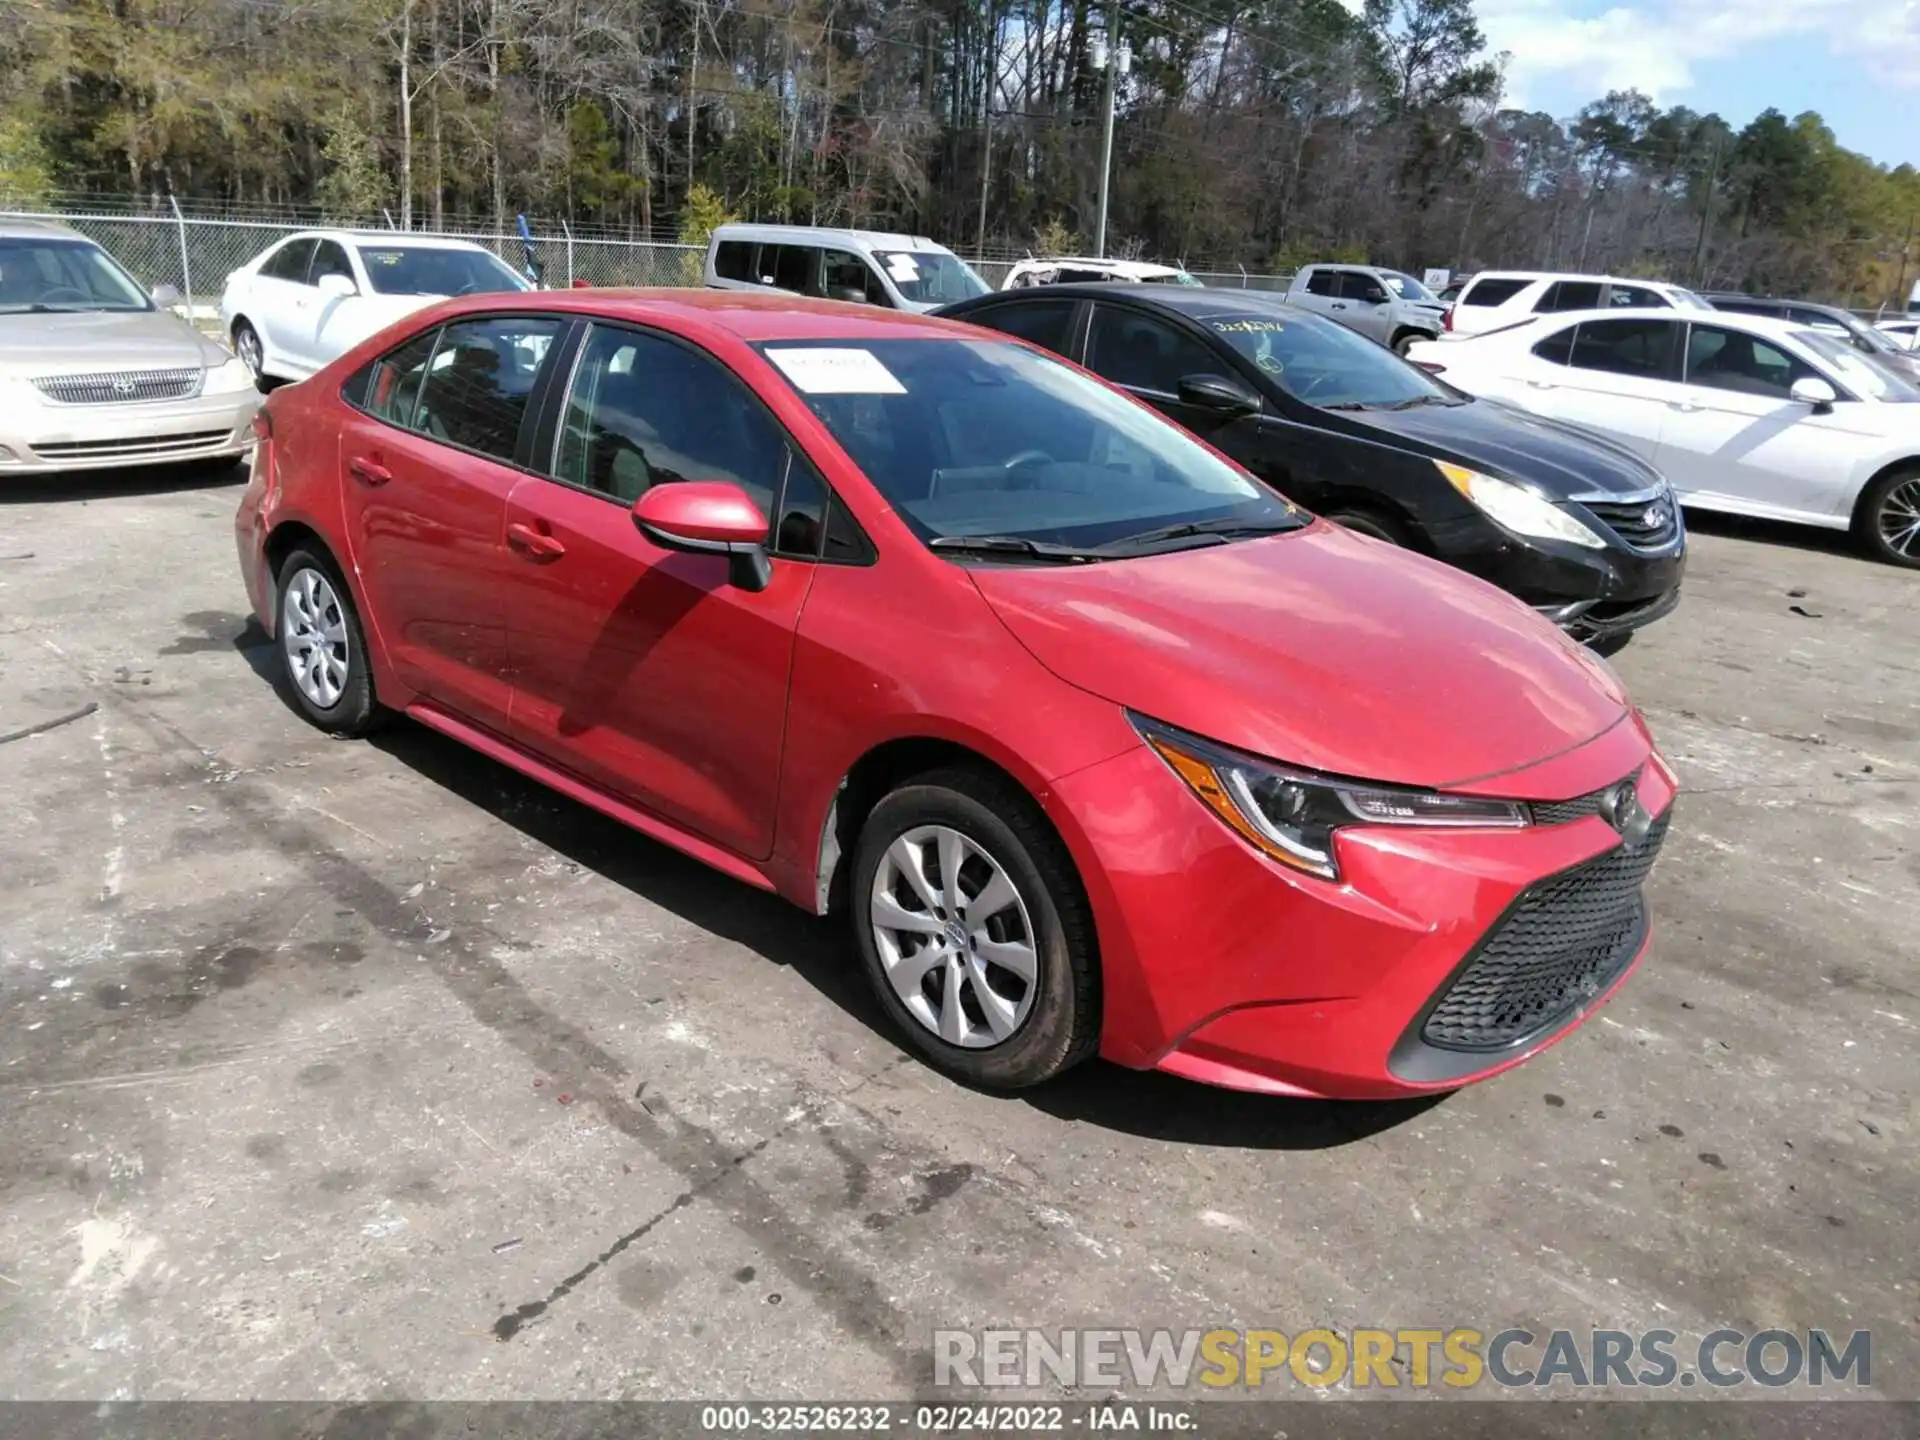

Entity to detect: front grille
[32,430,233,460]
[1530,769,1640,826]
[1421,809,1671,1051]
[32,368,204,405]
[1584,495,1680,549]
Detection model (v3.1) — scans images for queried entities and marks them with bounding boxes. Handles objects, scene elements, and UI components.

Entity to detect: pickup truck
[1284,264,1449,354]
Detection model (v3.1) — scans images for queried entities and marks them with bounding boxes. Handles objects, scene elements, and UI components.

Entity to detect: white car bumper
[0,381,261,475]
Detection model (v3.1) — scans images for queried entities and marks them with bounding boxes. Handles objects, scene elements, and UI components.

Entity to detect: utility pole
[1691,139,1721,287]
[1092,12,1128,258]
[976,105,993,263]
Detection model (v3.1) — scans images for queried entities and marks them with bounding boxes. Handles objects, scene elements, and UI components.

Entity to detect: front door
[500,322,815,860]
[1083,301,1263,444]
[252,237,316,367]
[336,313,568,733]
[1656,323,1864,520]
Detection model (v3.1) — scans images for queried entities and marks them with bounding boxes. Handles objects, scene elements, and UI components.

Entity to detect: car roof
[711,223,953,254]
[957,282,1306,317]
[429,287,979,343]
[281,229,491,252]
[1518,305,1813,339]
[1709,293,1849,316]
[0,218,89,242]
[1468,271,1679,288]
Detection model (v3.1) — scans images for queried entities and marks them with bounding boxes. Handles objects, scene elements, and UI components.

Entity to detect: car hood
[1343,395,1662,498]
[0,309,223,374]
[970,523,1630,791]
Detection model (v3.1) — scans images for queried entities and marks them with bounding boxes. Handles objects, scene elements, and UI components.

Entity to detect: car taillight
[251,409,273,442]
[1442,306,1453,332]
[1414,361,1446,374]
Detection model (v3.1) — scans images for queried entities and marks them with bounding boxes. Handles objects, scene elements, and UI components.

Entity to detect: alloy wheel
[869,824,1039,1048]
[235,325,263,378]
[1878,477,1920,558]
[281,567,349,710]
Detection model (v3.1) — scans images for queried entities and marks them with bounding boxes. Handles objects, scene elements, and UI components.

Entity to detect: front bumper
[1047,716,1675,1099]
[0,386,261,474]
[1427,512,1685,639]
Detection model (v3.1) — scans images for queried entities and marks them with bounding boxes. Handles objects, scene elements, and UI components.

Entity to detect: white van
[704,224,990,312]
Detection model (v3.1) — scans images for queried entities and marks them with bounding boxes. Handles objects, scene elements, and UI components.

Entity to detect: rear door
[1449,275,1534,335]
[499,322,821,859]
[1524,316,1685,460]
[336,313,570,732]
[1291,268,1342,320]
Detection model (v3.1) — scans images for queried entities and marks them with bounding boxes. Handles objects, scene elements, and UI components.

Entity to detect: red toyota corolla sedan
[234,289,1676,1099]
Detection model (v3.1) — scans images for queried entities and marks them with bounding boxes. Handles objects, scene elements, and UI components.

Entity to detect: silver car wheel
[235,324,264,378]
[281,567,349,710]
[1878,477,1920,557]
[870,824,1039,1049]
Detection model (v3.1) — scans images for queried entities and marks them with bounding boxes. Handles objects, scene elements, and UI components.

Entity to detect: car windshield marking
[1203,311,1456,410]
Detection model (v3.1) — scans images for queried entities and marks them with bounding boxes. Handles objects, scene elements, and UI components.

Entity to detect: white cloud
[1478,0,1920,114]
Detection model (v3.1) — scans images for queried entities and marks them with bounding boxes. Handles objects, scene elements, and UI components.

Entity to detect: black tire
[1853,466,1920,569]
[233,319,266,380]
[1391,330,1429,357]
[1586,632,1632,658]
[274,546,383,735]
[1326,508,1410,546]
[849,766,1099,1090]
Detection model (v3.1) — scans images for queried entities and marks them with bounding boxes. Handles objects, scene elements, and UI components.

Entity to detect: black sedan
[937,284,1685,647]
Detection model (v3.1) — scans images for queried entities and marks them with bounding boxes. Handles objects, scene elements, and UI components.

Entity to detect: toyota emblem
[111,378,138,396]
[1596,779,1654,847]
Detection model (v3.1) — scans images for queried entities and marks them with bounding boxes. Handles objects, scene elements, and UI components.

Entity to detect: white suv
[1447,271,1711,336]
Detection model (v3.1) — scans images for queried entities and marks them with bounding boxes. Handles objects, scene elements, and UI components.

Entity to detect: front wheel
[1326,508,1409,546]
[851,768,1098,1089]
[1856,468,1920,568]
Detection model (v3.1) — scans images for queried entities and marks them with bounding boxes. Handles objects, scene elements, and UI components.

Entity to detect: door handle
[1526,379,1556,390]
[347,456,392,486]
[1330,302,1347,310]
[507,522,566,560]
[1668,400,1702,412]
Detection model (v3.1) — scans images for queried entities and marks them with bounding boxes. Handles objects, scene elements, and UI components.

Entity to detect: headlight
[1134,715,1528,881]
[1436,461,1606,549]
[202,358,256,395]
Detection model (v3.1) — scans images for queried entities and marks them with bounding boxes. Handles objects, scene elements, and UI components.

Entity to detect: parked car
[1284,264,1448,354]
[1876,318,1920,351]
[1436,274,1473,304]
[1704,293,1920,383]
[1000,256,1201,288]
[0,219,260,473]
[706,223,989,312]
[236,289,1676,1097]
[940,284,1684,646]
[1407,308,1920,566]
[220,230,531,384]
[1448,272,1711,337]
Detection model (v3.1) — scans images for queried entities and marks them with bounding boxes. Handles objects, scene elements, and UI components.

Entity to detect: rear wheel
[275,547,382,735]
[850,767,1098,1090]
[1855,467,1920,568]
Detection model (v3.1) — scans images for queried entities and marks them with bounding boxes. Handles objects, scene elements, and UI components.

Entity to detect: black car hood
[1339,395,1662,499]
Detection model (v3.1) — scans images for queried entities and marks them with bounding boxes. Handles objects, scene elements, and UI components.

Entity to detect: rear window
[714,240,758,281]
[1459,276,1530,307]
[964,299,1078,356]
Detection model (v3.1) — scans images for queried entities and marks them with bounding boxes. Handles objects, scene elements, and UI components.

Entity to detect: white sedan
[1408,309,1920,566]
[220,230,530,383]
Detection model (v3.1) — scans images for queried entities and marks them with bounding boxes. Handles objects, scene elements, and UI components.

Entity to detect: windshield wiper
[928,534,1098,563]
[1383,394,1455,410]
[1096,515,1301,554]
[1319,401,1371,411]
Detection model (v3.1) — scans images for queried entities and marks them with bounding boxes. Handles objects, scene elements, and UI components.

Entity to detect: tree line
[3,0,1917,304]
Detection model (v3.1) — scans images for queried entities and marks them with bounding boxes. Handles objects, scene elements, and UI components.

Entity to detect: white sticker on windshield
[765,347,907,395]
[885,253,920,282]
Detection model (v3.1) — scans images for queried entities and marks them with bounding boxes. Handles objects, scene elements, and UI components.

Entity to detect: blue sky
[1472,0,1920,168]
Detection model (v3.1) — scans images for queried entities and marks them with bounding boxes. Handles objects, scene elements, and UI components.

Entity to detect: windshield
[1143,271,1204,286]
[1383,272,1438,302]
[1205,311,1459,410]
[358,246,530,297]
[1793,330,1920,402]
[872,251,990,305]
[0,237,152,313]
[755,337,1302,553]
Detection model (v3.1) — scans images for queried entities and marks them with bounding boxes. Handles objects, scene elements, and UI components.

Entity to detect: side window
[963,299,1077,357]
[309,240,355,287]
[1057,267,1110,284]
[1085,305,1223,395]
[1531,325,1576,366]
[1607,284,1663,308]
[1537,280,1605,312]
[1303,269,1339,297]
[1338,271,1385,302]
[552,323,785,518]
[1567,319,1677,379]
[714,241,758,281]
[1684,326,1817,399]
[1459,276,1529,307]
[763,244,812,292]
[355,328,442,426]
[411,315,563,461]
[821,249,886,305]
[263,238,316,283]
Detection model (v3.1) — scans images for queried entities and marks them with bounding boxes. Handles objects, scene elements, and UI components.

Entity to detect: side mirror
[1362,287,1389,305]
[1177,373,1263,417]
[631,482,772,592]
[1789,376,1837,411]
[317,272,358,299]
[834,287,869,304]
[150,282,182,307]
